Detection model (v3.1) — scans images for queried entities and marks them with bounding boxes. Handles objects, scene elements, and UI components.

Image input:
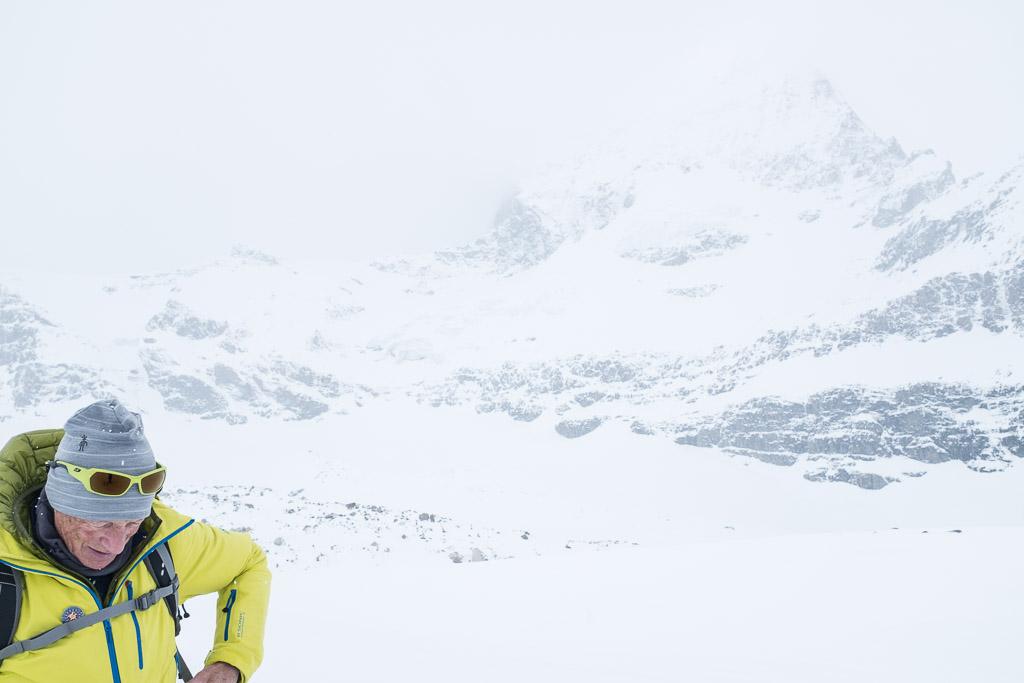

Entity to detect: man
[0,399,271,682]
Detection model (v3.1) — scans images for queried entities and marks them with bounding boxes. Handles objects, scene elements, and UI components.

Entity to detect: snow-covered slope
[229,527,1024,682]
[152,405,1024,681]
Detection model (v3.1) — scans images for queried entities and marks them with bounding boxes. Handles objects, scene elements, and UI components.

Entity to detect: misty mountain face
[1,78,1020,489]
[436,199,566,272]
[0,288,49,365]
[412,77,1023,488]
[876,160,1022,272]
[0,288,113,412]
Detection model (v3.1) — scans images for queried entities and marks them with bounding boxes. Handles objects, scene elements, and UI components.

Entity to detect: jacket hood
[0,429,61,562]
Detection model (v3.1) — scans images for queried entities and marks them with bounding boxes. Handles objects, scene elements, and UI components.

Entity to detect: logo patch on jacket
[61,606,85,623]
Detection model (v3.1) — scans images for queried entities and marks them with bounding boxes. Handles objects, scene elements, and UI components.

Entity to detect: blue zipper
[103,620,121,683]
[222,589,237,641]
[0,559,121,683]
[126,581,144,670]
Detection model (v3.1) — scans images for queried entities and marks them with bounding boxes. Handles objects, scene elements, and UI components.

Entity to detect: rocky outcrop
[9,363,114,409]
[621,230,747,266]
[0,289,112,412]
[876,161,1020,271]
[142,350,231,417]
[0,288,52,365]
[673,383,1021,468]
[141,348,368,423]
[147,300,228,340]
[872,154,955,228]
[556,418,603,439]
[803,468,896,490]
[723,262,1024,381]
[477,400,543,422]
[436,199,565,273]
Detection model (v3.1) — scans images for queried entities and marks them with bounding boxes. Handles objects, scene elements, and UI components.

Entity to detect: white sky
[0,0,1021,275]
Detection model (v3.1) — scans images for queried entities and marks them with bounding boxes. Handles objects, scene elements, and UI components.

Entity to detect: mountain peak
[437,72,919,273]
[230,244,280,266]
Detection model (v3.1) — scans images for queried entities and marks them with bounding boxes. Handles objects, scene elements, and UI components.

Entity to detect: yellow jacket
[0,430,271,682]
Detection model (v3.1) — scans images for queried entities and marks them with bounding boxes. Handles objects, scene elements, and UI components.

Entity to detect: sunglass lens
[89,472,132,496]
[140,470,166,494]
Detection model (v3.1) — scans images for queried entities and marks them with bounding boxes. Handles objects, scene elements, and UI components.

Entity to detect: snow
[232,528,1022,682]
[134,401,1024,681]
[149,401,1024,679]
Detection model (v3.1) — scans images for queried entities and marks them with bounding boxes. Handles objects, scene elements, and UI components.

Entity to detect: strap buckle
[134,591,159,611]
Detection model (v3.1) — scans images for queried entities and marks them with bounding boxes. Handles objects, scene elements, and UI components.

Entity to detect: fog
[1,0,1020,274]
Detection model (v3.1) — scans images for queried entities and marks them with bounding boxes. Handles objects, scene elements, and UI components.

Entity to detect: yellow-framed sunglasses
[49,460,167,497]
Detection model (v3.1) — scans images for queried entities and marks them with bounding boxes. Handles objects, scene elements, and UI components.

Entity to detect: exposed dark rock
[666,285,719,297]
[574,391,606,407]
[556,418,603,439]
[722,448,798,466]
[147,300,228,340]
[9,363,113,409]
[872,160,955,228]
[211,364,257,401]
[151,372,228,415]
[270,387,328,420]
[230,245,279,265]
[621,230,747,266]
[804,468,895,490]
[266,360,342,398]
[567,358,639,383]
[674,383,1019,467]
[630,421,655,436]
[436,198,565,272]
[876,178,1015,271]
[723,262,1024,383]
[476,400,543,422]
[142,349,228,416]
[0,288,52,365]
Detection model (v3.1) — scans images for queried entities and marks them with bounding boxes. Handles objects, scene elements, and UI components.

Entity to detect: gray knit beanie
[45,398,158,521]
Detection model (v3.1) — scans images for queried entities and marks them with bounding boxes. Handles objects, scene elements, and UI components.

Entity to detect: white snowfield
[152,406,1023,682]
[246,528,1022,683]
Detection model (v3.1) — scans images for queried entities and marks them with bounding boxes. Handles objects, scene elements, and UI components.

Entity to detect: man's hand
[191,661,241,683]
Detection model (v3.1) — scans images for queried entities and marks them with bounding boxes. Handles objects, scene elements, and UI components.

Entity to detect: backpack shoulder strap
[0,563,24,664]
[0,580,176,661]
[144,544,193,682]
[144,542,181,634]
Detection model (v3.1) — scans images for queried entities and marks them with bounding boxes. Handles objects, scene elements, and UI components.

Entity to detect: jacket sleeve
[169,519,272,682]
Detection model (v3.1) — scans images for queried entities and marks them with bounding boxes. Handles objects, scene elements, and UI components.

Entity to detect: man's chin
[80,547,117,570]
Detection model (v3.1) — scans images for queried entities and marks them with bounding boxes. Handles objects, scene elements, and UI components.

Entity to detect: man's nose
[95,529,131,552]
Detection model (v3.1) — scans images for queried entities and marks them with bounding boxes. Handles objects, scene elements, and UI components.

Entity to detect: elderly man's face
[53,511,144,570]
